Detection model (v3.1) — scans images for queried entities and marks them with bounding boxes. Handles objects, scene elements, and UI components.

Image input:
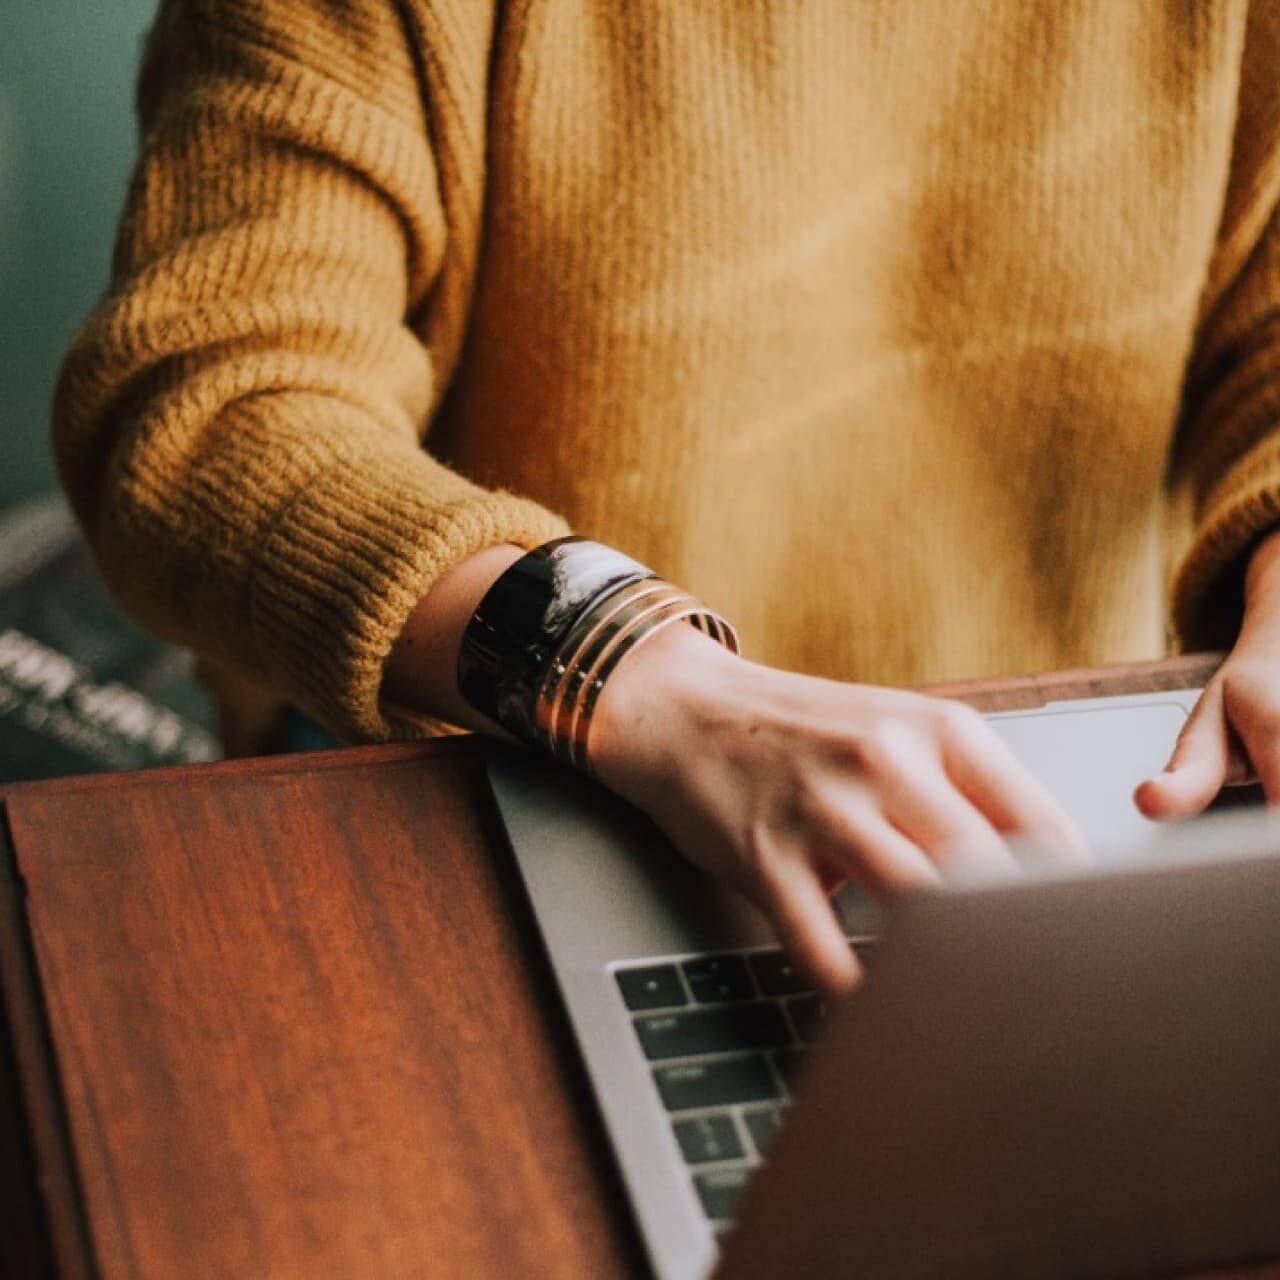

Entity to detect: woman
[54,1,1280,991]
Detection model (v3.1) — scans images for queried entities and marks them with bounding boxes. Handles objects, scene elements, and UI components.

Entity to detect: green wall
[0,1,159,509]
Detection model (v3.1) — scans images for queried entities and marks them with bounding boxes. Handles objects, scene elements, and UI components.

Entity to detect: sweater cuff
[249,445,570,742]
[1172,429,1280,651]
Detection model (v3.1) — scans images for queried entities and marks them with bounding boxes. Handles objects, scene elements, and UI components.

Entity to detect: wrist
[419,535,739,770]
[1245,527,1280,600]
[1241,528,1280,644]
[591,620,746,797]
[382,543,526,734]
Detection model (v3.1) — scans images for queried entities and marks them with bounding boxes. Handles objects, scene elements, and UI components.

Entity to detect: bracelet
[456,537,652,742]
[457,537,738,770]
[537,579,733,772]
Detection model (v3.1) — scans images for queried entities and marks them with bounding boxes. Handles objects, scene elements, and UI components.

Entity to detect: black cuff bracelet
[457,537,655,742]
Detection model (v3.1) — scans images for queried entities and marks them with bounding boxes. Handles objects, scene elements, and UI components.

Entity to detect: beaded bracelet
[457,537,738,772]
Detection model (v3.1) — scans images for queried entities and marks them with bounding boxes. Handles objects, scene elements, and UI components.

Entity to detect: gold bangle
[532,575,738,773]
[537,579,685,758]
[536,581,690,760]
[569,598,709,772]
[560,592,700,769]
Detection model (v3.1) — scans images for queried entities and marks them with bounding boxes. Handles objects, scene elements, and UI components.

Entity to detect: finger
[1233,700,1280,805]
[758,859,860,996]
[815,802,942,897]
[1135,681,1234,819]
[880,771,1020,880]
[938,708,1090,865]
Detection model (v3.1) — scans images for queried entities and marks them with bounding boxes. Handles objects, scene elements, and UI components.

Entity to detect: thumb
[1135,680,1234,820]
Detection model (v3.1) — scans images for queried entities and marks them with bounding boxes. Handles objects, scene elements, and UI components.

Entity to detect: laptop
[717,816,1280,1278]
[487,687,1270,1279]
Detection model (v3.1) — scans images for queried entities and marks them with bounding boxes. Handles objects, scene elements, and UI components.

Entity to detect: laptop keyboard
[613,941,874,1230]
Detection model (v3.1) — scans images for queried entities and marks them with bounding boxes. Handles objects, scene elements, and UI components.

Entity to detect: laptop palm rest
[492,692,1201,966]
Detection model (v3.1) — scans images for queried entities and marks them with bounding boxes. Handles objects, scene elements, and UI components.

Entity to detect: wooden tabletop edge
[0,731,488,802]
[922,652,1223,710]
[0,653,1225,801]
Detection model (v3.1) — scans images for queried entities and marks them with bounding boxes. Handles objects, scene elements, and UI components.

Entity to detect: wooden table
[4,652,1273,1279]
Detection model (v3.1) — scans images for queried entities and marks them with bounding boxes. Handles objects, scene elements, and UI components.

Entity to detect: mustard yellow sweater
[53,1,1280,742]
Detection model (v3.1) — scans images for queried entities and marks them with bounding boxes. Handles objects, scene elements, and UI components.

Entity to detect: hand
[591,624,1089,995]
[1137,528,1280,817]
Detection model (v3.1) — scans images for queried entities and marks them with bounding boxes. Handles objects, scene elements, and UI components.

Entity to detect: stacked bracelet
[457,537,738,773]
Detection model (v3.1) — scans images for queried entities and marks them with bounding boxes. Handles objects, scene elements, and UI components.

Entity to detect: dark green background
[1,1,158,509]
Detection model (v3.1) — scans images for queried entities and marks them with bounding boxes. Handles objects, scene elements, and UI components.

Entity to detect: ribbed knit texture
[53,0,1280,741]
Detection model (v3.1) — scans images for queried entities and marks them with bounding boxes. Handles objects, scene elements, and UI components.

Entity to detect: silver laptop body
[488,688,1244,1280]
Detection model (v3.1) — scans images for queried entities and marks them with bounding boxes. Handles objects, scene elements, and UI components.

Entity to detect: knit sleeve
[51,0,568,742]
[1170,4,1280,651]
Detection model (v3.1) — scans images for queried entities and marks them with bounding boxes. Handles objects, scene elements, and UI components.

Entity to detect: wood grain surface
[3,744,643,1279]
[923,651,1223,710]
[2,652,1271,1280]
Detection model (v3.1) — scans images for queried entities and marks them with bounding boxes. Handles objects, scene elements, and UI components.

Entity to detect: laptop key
[672,1113,744,1164]
[682,955,754,1003]
[616,964,687,1011]
[634,1003,790,1061]
[748,949,813,997]
[654,1055,781,1111]
[695,1167,752,1221]
[743,1105,783,1156]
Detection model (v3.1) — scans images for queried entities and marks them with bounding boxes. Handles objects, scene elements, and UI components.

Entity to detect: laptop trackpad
[987,701,1189,857]
[836,698,1194,935]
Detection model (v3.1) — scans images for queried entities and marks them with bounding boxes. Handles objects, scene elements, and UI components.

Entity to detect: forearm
[53,2,569,741]
[382,543,526,735]
[390,536,1091,995]
[381,542,731,742]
